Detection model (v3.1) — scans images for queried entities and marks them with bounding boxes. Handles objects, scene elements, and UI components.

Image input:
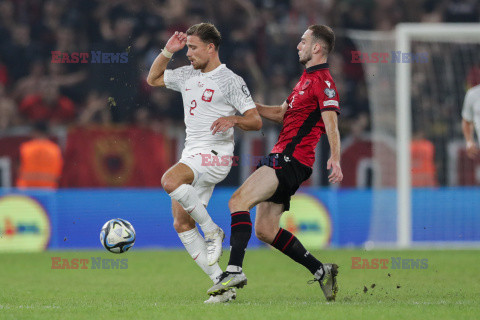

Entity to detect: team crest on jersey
[202,89,215,102]
[324,88,336,98]
[301,80,311,90]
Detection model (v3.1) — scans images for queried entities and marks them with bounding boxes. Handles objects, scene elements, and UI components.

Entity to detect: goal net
[348,23,480,247]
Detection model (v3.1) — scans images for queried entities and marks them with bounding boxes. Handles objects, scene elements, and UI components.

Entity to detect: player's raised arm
[322,110,343,184]
[255,101,288,124]
[147,31,187,87]
[210,108,262,135]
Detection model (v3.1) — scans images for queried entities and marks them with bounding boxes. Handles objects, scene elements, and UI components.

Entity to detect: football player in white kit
[147,23,262,303]
[462,83,480,159]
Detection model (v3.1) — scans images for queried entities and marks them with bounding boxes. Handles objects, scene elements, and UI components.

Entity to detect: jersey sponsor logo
[323,100,339,107]
[241,85,251,97]
[301,79,311,90]
[324,88,336,98]
[202,89,215,102]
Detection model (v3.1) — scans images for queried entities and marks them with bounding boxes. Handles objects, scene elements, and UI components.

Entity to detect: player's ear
[313,42,322,55]
[208,43,215,53]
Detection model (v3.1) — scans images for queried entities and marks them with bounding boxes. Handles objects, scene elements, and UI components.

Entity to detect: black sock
[227,211,252,268]
[271,228,322,274]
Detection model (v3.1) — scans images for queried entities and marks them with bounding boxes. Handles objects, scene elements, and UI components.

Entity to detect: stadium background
[1,2,480,319]
[0,0,479,250]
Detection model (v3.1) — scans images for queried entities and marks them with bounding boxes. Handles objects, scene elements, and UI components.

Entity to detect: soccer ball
[100,218,136,253]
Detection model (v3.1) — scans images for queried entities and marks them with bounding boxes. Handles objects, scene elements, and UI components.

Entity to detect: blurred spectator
[0,58,8,85]
[0,83,19,130]
[0,24,39,81]
[13,59,46,101]
[89,16,139,122]
[19,80,75,124]
[411,130,438,187]
[444,0,480,22]
[78,91,111,125]
[16,121,63,189]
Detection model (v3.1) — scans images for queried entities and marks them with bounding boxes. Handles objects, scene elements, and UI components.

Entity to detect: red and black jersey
[271,63,340,168]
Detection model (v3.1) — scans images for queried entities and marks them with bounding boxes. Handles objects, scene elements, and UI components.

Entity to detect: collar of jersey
[199,63,225,76]
[305,63,329,73]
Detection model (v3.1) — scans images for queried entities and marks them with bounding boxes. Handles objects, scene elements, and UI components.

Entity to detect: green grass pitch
[1,249,479,319]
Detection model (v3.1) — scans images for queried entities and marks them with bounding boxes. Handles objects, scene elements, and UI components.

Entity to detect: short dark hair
[308,25,335,55]
[186,23,222,51]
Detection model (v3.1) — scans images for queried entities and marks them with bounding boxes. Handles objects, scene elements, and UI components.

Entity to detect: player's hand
[211,116,237,135]
[466,141,479,159]
[327,158,343,184]
[165,31,187,53]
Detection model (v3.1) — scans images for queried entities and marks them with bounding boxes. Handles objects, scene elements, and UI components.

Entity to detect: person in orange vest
[411,130,437,187]
[16,122,63,189]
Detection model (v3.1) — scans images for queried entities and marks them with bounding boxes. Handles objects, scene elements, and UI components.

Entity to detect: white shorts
[179,143,234,206]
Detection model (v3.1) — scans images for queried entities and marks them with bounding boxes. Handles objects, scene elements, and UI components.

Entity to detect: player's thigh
[254,201,284,241]
[171,199,195,232]
[232,166,279,209]
[195,161,231,206]
[161,162,195,193]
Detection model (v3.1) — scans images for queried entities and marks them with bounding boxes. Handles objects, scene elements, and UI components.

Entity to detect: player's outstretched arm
[323,110,343,184]
[255,101,288,124]
[147,31,187,87]
[462,118,479,159]
[210,109,262,135]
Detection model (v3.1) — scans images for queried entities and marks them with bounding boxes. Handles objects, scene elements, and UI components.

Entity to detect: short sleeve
[163,66,194,92]
[462,90,474,122]
[224,75,256,114]
[315,79,340,114]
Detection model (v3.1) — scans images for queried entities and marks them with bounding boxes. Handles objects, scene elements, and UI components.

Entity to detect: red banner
[60,126,172,187]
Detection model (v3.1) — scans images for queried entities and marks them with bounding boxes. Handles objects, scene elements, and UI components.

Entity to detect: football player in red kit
[207,25,343,301]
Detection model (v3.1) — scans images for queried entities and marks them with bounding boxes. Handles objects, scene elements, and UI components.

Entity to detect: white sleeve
[462,90,474,122]
[163,66,194,92]
[224,75,256,114]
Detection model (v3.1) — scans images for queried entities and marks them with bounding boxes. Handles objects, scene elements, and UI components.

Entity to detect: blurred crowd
[0,0,479,136]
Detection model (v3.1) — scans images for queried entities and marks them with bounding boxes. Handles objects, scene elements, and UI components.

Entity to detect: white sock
[178,227,223,282]
[169,184,218,233]
[226,265,242,273]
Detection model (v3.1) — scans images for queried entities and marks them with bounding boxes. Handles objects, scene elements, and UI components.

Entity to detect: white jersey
[164,64,255,152]
[461,84,480,141]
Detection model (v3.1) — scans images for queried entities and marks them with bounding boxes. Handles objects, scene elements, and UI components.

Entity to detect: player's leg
[207,166,279,295]
[172,199,236,303]
[255,201,338,301]
[162,162,220,236]
[226,165,278,268]
[173,199,222,281]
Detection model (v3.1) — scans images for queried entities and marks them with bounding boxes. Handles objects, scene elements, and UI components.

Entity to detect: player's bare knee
[255,226,273,243]
[229,189,251,211]
[161,173,179,194]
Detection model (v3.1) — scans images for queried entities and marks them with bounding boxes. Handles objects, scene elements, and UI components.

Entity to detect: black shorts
[256,153,312,211]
